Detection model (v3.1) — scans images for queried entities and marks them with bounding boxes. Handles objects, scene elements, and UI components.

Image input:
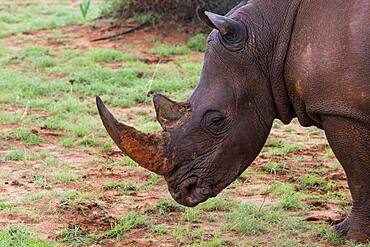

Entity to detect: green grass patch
[299,174,325,189]
[197,197,237,212]
[151,44,191,57]
[278,194,308,211]
[102,180,139,194]
[182,208,201,223]
[87,48,134,63]
[104,211,148,240]
[262,161,288,174]
[52,172,80,184]
[150,224,168,235]
[145,174,161,186]
[10,128,43,146]
[58,225,100,246]
[225,203,309,235]
[263,139,303,156]
[0,225,54,247]
[0,111,21,125]
[0,200,18,215]
[5,150,26,161]
[147,199,184,215]
[267,182,296,196]
[187,34,207,52]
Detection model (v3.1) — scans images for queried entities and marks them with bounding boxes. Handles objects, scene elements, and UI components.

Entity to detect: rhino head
[97,5,276,207]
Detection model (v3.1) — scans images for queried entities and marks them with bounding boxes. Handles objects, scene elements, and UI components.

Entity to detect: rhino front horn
[96,96,173,176]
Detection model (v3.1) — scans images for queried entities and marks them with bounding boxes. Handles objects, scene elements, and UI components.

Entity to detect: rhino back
[284,0,370,126]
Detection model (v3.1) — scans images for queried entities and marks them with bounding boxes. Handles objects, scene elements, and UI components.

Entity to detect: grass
[87,48,130,63]
[0,200,15,213]
[225,202,310,236]
[147,199,184,215]
[104,211,148,240]
[299,174,326,189]
[151,44,191,57]
[10,128,43,146]
[0,1,101,38]
[102,180,139,194]
[52,172,80,184]
[58,225,100,246]
[0,225,54,247]
[278,194,308,211]
[267,182,296,196]
[262,161,288,174]
[5,150,26,161]
[182,208,201,223]
[263,139,303,156]
[187,34,207,52]
[197,196,237,212]
[0,111,21,125]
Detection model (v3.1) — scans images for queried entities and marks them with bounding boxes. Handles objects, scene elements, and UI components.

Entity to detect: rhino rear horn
[153,93,189,130]
[96,96,173,176]
[196,7,246,41]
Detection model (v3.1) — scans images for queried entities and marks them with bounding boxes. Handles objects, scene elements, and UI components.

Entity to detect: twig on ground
[258,196,267,212]
[90,24,144,42]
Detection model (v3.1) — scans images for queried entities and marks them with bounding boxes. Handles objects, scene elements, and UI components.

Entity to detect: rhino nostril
[180,178,198,196]
[185,181,197,194]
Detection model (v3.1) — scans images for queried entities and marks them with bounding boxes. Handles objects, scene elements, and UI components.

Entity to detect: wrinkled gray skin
[163,0,370,242]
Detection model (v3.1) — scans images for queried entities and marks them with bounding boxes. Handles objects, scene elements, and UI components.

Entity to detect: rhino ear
[196,7,246,41]
[153,94,188,130]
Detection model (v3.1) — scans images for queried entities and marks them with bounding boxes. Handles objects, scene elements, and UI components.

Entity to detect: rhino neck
[266,0,303,124]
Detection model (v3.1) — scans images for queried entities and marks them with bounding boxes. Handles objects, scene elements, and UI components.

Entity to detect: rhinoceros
[96,0,370,242]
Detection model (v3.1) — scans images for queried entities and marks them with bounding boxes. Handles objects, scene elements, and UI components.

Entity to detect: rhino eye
[203,111,229,135]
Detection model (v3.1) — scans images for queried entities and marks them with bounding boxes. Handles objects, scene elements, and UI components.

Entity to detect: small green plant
[262,162,288,175]
[11,128,43,146]
[278,194,307,211]
[299,175,325,189]
[0,225,55,247]
[102,181,139,194]
[80,0,91,20]
[52,172,79,184]
[267,182,296,196]
[0,200,13,211]
[122,156,138,167]
[197,197,236,212]
[325,180,339,192]
[105,211,147,240]
[187,34,207,52]
[182,208,201,223]
[58,225,100,246]
[60,137,75,148]
[320,226,347,245]
[148,198,184,215]
[133,12,161,26]
[5,150,26,161]
[145,174,161,186]
[225,203,268,234]
[324,148,335,158]
[150,224,168,235]
[87,48,125,63]
[263,139,303,156]
[151,44,190,57]
[0,111,21,124]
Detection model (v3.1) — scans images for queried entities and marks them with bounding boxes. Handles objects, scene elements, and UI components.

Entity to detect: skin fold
[97,0,370,241]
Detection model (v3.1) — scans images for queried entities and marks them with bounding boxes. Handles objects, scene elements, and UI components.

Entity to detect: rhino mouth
[168,177,219,207]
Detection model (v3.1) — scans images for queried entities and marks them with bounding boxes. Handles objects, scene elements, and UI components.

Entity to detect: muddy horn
[96,96,173,176]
